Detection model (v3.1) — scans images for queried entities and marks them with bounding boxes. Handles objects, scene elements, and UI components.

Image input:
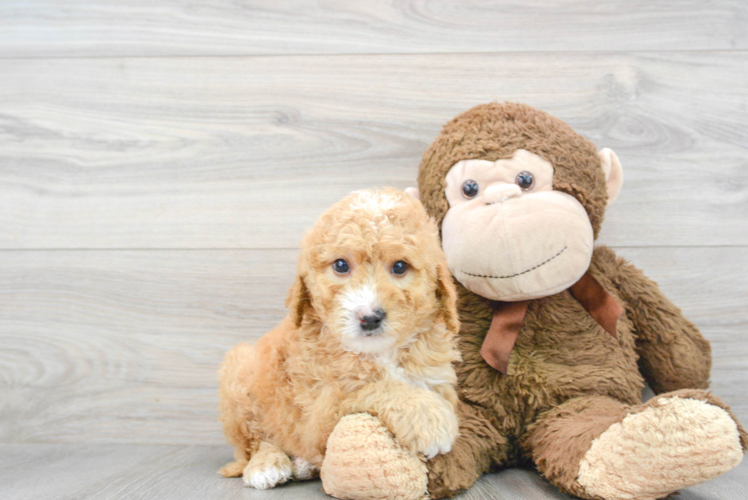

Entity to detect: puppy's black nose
[360,309,386,331]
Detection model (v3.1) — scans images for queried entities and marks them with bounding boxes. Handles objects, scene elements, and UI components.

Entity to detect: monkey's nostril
[360,309,386,331]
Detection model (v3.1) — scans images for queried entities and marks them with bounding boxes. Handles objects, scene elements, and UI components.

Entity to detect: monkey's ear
[436,262,460,336]
[598,148,624,205]
[404,187,420,200]
[285,275,310,327]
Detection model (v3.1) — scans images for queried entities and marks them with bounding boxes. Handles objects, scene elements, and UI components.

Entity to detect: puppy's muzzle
[358,308,386,335]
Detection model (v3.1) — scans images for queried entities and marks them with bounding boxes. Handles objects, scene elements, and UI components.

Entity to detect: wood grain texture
[1,1,747,58]
[0,249,297,445]
[2,52,748,249]
[0,443,329,500]
[0,443,746,500]
[0,247,745,445]
[2,4,747,499]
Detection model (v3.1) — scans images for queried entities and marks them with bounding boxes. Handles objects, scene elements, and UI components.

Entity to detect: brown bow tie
[480,271,623,374]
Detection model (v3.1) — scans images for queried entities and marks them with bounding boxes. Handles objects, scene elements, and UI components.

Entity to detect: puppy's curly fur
[218,188,461,489]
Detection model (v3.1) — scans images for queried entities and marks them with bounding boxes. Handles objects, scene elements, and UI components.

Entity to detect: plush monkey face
[441,149,594,301]
[413,103,623,302]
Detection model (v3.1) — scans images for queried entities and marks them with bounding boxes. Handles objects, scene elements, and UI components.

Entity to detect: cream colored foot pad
[578,397,743,500]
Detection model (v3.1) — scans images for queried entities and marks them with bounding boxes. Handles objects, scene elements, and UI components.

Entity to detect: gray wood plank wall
[1,1,746,450]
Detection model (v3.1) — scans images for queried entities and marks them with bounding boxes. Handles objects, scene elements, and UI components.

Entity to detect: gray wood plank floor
[0,444,746,500]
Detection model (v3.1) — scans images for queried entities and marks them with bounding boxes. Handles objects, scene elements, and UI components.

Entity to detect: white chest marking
[372,351,450,391]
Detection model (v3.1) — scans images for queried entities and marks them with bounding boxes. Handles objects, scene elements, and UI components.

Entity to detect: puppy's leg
[219,448,250,477]
[343,380,459,459]
[219,461,245,478]
[217,343,263,477]
[291,456,319,480]
[242,442,293,489]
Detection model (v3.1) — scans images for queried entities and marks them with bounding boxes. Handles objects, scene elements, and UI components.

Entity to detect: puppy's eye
[462,179,479,199]
[332,259,350,275]
[515,171,534,191]
[391,260,408,276]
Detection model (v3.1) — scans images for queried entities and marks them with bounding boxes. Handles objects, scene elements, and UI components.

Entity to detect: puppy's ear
[286,275,310,327]
[436,262,460,335]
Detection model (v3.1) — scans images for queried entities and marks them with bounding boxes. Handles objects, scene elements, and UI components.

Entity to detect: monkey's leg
[523,392,746,500]
[427,401,509,499]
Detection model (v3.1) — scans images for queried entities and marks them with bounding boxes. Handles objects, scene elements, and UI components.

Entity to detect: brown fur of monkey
[418,102,607,237]
[416,103,747,499]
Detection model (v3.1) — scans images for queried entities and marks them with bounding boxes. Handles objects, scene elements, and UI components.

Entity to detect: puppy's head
[287,188,458,355]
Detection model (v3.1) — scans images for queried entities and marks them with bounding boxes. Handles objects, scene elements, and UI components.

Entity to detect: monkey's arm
[594,246,711,393]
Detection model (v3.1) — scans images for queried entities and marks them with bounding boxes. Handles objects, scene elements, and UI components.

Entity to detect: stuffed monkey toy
[320,102,746,500]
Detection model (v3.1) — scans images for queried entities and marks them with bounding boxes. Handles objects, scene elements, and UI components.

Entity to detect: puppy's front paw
[420,440,452,460]
[390,394,459,459]
[416,408,459,459]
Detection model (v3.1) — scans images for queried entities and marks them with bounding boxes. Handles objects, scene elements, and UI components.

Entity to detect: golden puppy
[218,188,460,489]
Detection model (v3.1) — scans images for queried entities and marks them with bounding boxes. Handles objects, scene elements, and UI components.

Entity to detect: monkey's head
[409,102,623,302]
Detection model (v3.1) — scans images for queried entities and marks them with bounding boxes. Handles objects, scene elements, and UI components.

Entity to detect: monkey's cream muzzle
[441,150,594,302]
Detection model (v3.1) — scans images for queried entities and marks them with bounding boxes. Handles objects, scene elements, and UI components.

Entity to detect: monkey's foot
[577,395,743,500]
[321,413,428,500]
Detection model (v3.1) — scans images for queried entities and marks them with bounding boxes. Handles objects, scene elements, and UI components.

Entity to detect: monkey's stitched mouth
[460,246,567,279]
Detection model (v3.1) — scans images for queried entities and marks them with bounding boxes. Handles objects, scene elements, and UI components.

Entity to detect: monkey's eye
[391,260,408,276]
[515,171,535,191]
[332,259,350,275]
[462,179,479,199]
